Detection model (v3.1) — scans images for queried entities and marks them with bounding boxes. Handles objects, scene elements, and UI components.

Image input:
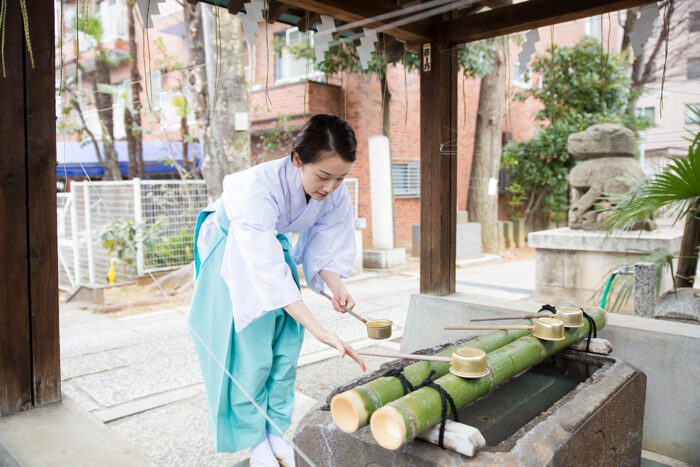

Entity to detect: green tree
[502,38,651,224]
[283,34,494,136]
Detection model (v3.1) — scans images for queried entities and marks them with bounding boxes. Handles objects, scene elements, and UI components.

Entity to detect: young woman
[189,114,366,467]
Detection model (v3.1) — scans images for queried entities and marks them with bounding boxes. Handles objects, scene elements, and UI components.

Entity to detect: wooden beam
[26,0,61,407]
[266,0,290,23]
[0,0,32,416]
[420,26,457,295]
[227,0,245,15]
[447,0,656,44]
[479,0,511,8]
[278,0,433,42]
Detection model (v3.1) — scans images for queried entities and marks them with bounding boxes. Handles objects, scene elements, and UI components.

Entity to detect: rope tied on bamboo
[581,309,598,353]
[538,304,557,313]
[383,368,414,395]
[413,370,459,448]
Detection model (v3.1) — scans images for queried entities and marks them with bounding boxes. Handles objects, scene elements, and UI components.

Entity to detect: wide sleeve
[220,185,302,332]
[294,185,357,293]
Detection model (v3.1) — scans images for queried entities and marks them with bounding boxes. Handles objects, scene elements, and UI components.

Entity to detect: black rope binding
[414,370,459,448]
[383,368,414,395]
[581,308,598,352]
[538,304,557,313]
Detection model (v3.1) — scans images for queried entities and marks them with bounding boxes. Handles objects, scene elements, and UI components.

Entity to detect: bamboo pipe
[359,350,450,362]
[330,314,548,433]
[369,308,607,450]
[470,314,543,322]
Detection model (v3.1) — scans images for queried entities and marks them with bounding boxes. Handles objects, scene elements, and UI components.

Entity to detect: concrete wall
[401,293,700,465]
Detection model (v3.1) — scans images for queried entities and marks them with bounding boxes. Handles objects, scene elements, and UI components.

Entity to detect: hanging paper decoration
[357,28,378,70]
[629,3,659,57]
[135,0,166,28]
[239,0,265,46]
[517,28,540,73]
[313,15,336,62]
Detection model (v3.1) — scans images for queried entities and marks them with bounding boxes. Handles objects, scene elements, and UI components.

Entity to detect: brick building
[57,1,637,250]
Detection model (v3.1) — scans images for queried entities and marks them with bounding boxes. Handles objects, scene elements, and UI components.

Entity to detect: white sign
[488,177,498,196]
[235,112,249,131]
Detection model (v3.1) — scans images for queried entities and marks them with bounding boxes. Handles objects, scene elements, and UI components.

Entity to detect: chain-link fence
[57,179,208,289]
[57,177,359,290]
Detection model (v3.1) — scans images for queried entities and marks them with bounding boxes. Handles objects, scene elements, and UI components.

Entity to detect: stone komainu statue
[567,123,654,231]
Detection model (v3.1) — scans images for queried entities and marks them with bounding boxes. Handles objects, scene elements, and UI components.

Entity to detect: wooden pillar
[419,25,457,295]
[0,1,60,415]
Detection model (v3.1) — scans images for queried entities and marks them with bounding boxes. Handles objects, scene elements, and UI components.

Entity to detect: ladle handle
[358,350,451,362]
[470,314,543,322]
[444,325,534,330]
[319,290,367,324]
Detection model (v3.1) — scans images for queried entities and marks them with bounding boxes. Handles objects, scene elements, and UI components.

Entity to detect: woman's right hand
[317,331,366,372]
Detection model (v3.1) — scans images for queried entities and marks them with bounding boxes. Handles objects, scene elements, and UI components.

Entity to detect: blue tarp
[56,140,201,177]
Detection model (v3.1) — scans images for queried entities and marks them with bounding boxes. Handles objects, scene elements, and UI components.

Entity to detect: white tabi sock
[250,438,279,467]
[267,433,296,467]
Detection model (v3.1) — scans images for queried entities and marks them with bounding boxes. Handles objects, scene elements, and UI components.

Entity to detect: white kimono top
[197,156,357,332]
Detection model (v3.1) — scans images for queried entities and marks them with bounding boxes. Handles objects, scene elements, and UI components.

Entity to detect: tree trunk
[370,308,607,450]
[200,5,250,200]
[93,54,122,180]
[466,37,506,253]
[184,2,207,181]
[675,198,700,288]
[126,1,144,179]
[331,313,549,432]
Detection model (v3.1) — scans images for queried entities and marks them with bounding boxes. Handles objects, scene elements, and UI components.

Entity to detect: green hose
[600,273,617,310]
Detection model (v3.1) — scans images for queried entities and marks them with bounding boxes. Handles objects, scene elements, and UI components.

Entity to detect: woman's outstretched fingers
[345,343,366,372]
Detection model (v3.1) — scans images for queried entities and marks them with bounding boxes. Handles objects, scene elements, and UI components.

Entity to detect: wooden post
[0,0,32,416]
[419,25,457,295]
[0,0,60,415]
[26,0,61,407]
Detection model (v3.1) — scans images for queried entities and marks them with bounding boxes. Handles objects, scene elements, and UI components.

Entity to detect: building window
[690,11,700,33]
[688,57,700,79]
[686,104,700,124]
[392,162,420,198]
[275,27,316,82]
[585,15,602,40]
[637,106,655,124]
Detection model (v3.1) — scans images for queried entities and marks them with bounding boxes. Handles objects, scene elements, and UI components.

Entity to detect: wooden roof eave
[445,0,659,45]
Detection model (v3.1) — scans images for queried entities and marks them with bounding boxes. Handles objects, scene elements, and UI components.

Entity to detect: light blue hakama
[188,199,304,452]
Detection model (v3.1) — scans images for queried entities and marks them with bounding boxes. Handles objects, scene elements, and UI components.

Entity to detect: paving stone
[61,351,127,380]
[72,344,202,407]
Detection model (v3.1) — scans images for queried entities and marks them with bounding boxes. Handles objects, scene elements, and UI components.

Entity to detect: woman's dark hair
[291,114,357,164]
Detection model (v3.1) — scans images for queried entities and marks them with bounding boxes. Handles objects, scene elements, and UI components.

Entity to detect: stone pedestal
[362,248,406,269]
[412,222,481,259]
[528,227,682,313]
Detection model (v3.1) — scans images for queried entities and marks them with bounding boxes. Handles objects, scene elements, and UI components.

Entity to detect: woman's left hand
[331,288,355,313]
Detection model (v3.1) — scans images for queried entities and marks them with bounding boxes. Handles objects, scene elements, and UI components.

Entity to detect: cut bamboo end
[370,406,406,450]
[331,391,367,433]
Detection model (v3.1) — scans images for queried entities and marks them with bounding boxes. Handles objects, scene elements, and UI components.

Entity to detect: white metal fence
[57,179,208,290]
[57,177,359,291]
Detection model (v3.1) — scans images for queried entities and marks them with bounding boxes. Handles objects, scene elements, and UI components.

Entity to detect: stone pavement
[59,257,536,466]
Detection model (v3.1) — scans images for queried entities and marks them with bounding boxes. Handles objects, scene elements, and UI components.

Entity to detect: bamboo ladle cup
[445,317,566,341]
[320,290,392,339]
